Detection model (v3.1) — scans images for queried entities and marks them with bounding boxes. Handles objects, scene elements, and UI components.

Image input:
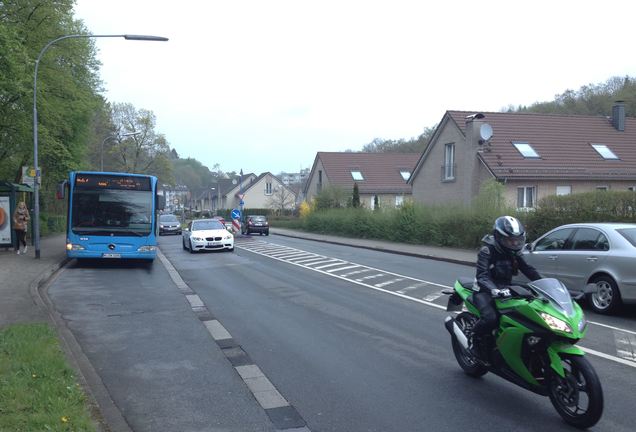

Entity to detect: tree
[361,127,435,153]
[109,103,173,182]
[314,185,349,209]
[352,182,360,208]
[266,185,296,214]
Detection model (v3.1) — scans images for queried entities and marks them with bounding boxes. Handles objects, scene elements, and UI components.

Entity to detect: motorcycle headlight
[578,313,587,332]
[540,312,572,334]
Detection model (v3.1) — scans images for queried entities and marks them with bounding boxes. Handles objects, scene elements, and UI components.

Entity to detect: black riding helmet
[493,216,526,253]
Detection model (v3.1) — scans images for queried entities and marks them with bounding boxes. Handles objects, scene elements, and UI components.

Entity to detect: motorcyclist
[471,216,542,360]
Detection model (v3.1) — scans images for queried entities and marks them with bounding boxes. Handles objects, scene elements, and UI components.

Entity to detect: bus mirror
[56,180,67,199]
[157,194,165,210]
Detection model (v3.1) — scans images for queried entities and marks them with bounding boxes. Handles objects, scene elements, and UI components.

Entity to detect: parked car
[522,222,636,314]
[182,219,234,252]
[242,215,269,235]
[158,214,182,235]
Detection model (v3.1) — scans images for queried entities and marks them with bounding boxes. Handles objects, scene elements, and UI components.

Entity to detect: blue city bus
[58,171,164,261]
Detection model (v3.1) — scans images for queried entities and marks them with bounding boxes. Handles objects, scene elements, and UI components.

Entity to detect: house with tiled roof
[409,103,636,209]
[237,172,297,210]
[304,152,420,208]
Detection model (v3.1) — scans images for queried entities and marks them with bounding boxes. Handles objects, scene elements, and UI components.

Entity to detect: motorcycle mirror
[524,242,534,252]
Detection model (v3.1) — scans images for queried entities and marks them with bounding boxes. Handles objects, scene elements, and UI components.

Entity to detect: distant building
[303,152,419,208]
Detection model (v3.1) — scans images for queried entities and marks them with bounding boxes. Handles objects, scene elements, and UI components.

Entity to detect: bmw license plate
[207,242,219,247]
[102,253,121,258]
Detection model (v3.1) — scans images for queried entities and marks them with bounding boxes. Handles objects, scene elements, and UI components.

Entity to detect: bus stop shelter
[0,182,33,249]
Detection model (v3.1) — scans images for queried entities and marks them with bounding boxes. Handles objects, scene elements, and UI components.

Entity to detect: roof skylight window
[591,144,619,160]
[512,141,540,158]
[351,171,364,181]
[400,170,411,181]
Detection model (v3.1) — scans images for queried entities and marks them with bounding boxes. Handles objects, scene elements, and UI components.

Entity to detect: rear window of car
[160,214,178,222]
[617,228,636,247]
[250,216,267,221]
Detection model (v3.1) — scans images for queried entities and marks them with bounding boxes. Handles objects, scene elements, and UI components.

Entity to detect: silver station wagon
[522,223,636,314]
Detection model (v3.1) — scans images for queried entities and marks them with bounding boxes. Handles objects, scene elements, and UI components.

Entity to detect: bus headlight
[137,246,157,252]
[540,312,572,334]
[67,243,85,251]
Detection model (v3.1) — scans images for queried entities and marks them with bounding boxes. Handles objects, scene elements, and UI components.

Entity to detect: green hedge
[295,191,636,250]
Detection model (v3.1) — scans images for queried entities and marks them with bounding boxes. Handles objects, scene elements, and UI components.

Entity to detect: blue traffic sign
[239,199,245,206]
[231,209,241,220]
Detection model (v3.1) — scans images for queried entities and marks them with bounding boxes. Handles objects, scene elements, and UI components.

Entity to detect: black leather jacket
[475,235,542,294]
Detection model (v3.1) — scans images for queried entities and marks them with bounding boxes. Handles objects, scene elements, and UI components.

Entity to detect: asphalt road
[47,233,636,432]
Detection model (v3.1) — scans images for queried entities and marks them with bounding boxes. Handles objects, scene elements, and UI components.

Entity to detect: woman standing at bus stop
[13,201,30,255]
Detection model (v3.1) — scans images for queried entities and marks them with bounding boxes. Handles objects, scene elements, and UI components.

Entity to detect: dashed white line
[327,265,360,273]
[375,278,405,288]
[305,259,339,266]
[314,262,347,270]
[356,273,385,282]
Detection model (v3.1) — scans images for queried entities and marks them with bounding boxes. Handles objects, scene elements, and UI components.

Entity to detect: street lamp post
[101,131,141,171]
[32,33,168,258]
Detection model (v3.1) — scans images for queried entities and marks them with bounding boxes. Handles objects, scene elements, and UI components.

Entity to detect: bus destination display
[74,174,151,191]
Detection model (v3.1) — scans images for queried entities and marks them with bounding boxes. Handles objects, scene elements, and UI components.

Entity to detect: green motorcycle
[444,277,603,429]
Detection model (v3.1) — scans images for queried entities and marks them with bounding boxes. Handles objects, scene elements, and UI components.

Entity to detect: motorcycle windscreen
[528,278,574,316]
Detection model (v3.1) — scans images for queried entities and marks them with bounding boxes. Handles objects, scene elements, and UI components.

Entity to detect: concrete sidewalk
[0,234,68,328]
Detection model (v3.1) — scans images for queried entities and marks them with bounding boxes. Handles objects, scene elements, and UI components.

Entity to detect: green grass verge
[0,323,96,432]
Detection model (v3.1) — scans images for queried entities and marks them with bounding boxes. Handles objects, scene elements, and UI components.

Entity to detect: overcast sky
[73,0,636,176]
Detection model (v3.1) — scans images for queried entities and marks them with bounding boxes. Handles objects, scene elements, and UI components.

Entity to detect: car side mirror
[183,227,189,232]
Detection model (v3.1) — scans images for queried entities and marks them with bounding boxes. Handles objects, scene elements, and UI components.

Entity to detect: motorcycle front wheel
[451,312,488,378]
[548,355,603,429]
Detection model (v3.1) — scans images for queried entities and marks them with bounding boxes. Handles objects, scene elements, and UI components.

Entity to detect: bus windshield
[71,189,152,236]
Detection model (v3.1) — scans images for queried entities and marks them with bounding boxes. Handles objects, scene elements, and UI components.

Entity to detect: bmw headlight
[540,312,572,333]
[224,234,232,240]
[160,224,164,228]
[137,245,157,252]
[192,237,204,241]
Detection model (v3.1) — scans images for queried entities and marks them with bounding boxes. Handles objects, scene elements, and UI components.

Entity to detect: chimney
[612,101,625,131]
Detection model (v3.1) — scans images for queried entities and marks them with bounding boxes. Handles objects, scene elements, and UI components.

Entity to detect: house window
[556,185,571,196]
[443,143,455,180]
[399,170,411,181]
[517,186,536,208]
[395,195,404,207]
[317,170,322,193]
[629,186,636,192]
[265,182,273,194]
[351,171,364,181]
[596,186,608,191]
[591,144,619,160]
[512,141,540,158]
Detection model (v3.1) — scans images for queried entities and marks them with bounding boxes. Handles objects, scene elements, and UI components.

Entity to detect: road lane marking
[340,268,371,277]
[422,291,445,302]
[588,321,636,336]
[314,262,347,270]
[356,273,385,282]
[204,320,232,341]
[614,331,636,361]
[304,259,339,266]
[327,265,359,273]
[186,294,205,308]
[580,346,636,368]
[374,278,405,288]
